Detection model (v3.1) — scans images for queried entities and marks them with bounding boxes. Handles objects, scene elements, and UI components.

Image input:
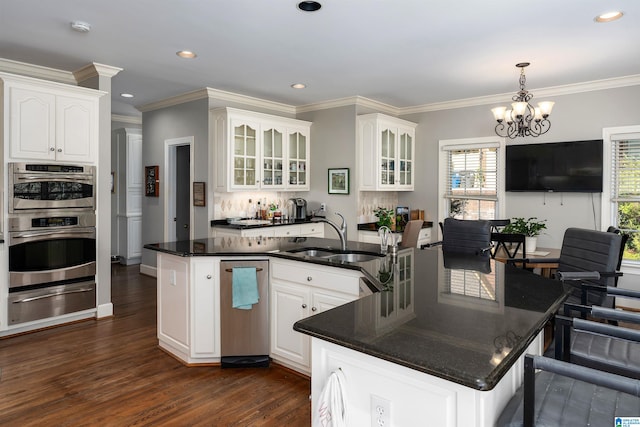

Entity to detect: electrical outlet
[371,395,391,427]
[320,202,327,212]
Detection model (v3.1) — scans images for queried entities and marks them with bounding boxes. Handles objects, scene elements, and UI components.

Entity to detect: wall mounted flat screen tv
[505,140,603,192]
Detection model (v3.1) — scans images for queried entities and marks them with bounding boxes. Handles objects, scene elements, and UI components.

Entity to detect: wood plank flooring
[0,265,311,426]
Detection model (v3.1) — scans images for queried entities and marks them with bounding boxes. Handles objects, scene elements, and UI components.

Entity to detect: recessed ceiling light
[595,11,624,23]
[70,21,91,32]
[298,1,321,12]
[120,93,134,98]
[291,83,306,89]
[176,50,197,59]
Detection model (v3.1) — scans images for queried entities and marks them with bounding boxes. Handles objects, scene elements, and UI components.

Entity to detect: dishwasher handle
[224,267,263,273]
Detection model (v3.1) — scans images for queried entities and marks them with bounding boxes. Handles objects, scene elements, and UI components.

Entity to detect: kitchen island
[146,237,569,426]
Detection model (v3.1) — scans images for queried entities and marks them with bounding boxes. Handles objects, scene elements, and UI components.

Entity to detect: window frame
[602,125,640,270]
[438,136,506,239]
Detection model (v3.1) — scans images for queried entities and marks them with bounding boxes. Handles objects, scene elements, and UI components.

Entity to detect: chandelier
[491,63,554,139]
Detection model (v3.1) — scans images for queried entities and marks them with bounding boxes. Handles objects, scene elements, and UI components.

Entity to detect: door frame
[164,136,195,242]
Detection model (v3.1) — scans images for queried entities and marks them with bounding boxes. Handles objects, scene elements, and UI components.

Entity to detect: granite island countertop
[145,237,569,391]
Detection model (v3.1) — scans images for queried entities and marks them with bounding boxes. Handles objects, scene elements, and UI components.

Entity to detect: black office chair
[554,300,640,379]
[491,232,526,259]
[512,228,623,308]
[496,354,640,426]
[440,218,492,255]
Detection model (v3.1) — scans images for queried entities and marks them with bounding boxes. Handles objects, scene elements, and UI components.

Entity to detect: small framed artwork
[328,168,350,194]
[145,166,159,197]
[193,182,206,206]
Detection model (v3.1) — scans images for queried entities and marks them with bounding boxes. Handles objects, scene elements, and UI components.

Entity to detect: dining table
[493,246,560,278]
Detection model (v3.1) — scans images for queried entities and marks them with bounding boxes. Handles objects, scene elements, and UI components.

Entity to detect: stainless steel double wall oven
[7,163,97,325]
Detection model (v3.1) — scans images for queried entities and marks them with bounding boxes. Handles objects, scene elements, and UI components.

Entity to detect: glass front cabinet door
[287,128,310,191]
[262,126,285,189]
[357,113,417,191]
[231,120,259,190]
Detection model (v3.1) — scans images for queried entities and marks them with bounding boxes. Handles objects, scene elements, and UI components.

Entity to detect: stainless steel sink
[287,247,383,263]
[326,253,381,263]
[292,249,337,258]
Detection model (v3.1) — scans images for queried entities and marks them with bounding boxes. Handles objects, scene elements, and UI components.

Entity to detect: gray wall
[298,105,359,237]
[400,85,640,248]
[140,98,209,267]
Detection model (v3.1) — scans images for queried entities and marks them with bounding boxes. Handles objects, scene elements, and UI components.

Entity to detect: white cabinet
[156,253,221,363]
[2,73,102,163]
[270,259,360,374]
[357,113,416,191]
[157,253,190,356]
[212,223,324,238]
[112,128,143,264]
[358,227,431,247]
[191,259,220,359]
[211,107,311,192]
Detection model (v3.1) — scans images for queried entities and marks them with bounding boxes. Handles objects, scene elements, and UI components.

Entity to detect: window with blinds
[610,133,640,261]
[444,145,498,220]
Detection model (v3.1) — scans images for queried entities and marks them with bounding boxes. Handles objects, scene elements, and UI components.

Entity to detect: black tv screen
[505,140,603,192]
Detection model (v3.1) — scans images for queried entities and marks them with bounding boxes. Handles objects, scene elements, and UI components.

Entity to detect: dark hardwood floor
[0,265,311,426]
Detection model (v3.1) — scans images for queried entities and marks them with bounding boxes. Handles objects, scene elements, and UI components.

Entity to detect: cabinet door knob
[57,148,62,152]
[50,147,55,151]
[311,307,317,312]
[307,276,312,281]
[206,275,212,279]
[302,304,307,309]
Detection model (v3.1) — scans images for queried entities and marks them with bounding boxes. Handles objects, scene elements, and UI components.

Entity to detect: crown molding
[0,58,76,84]
[73,63,123,82]
[136,88,210,112]
[296,95,399,115]
[111,114,142,125]
[398,74,640,115]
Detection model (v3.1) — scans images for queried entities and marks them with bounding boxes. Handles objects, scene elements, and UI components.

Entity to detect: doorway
[164,137,194,242]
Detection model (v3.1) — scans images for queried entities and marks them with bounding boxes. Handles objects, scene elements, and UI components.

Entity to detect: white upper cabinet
[357,113,417,191]
[3,73,102,164]
[211,107,311,192]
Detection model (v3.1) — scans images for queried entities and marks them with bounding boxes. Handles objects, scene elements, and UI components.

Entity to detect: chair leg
[523,355,535,427]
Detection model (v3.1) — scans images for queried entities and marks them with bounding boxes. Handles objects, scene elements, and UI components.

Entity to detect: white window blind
[611,135,640,203]
[445,147,498,202]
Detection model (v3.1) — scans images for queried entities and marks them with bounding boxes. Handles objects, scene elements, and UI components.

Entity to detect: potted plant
[374,207,394,228]
[502,217,547,252]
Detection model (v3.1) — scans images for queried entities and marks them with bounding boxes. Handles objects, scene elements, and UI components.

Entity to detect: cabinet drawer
[272,261,360,295]
[273,225,301,237]
[300,223,324,237]
[242,228,275,238]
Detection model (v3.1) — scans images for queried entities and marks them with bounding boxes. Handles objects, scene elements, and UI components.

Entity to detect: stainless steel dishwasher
[219,260,270,367]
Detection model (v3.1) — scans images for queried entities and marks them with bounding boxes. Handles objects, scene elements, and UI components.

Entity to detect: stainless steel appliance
[7,212,96,325]
[287,198,307,220]
[9,163,96,212]
[219,260,269,367]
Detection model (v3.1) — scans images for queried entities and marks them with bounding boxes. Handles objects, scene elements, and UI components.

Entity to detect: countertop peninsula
[146,237,569,391]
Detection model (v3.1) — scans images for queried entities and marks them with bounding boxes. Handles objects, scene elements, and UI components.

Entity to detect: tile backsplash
[357,191,398,223]
[214,192,302,219]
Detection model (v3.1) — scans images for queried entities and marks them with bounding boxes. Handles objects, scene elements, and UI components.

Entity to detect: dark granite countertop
[144,236,392,292]
[210,218,317,229]
[356,221,434,232]
[145,237,569,391]
[294,249,570,391]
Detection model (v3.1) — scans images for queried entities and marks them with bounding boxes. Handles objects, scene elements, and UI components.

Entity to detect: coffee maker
[287,198,308,220]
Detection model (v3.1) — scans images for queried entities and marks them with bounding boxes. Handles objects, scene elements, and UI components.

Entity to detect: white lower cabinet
[270,259,360,374]
[157,253,220,363]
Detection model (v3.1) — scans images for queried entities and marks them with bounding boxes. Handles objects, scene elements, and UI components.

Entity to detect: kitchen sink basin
[326,253,381,263]
[291,248,337,258]
[287,247,383,263]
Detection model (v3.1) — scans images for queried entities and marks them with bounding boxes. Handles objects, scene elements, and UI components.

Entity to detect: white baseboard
[97,302,114,318]
[140,263,157,278]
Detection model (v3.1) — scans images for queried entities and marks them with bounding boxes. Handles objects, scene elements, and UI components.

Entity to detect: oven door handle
[16,174,94,183]
[12,287,95,303]
[11,229,96,240]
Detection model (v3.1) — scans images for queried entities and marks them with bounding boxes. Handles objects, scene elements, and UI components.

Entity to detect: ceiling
[2,0,639,117]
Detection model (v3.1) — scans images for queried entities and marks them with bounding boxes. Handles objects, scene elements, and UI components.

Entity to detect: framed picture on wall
[328,168,349,194]
[145,165,159,197]
[193,182,206,206]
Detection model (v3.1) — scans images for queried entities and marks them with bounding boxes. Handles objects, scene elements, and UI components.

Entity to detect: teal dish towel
[232,267,259,310]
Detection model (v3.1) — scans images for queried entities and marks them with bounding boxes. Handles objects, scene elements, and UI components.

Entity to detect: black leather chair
[514,228,623,308]
[496,354,640,426]
[491,232,526,259]
[440,218,492,255]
